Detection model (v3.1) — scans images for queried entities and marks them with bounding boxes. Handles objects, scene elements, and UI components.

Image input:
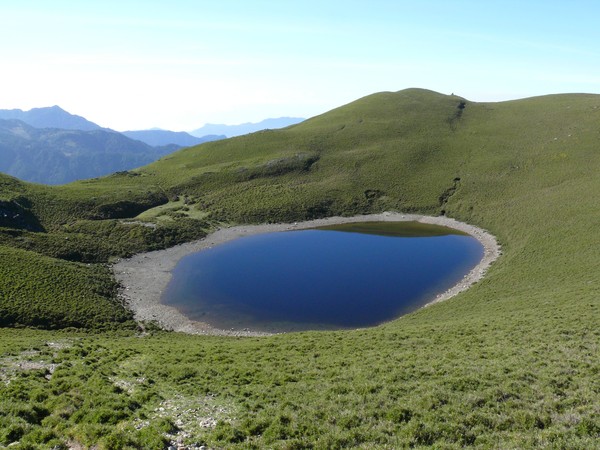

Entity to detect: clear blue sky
[1,0,599,131]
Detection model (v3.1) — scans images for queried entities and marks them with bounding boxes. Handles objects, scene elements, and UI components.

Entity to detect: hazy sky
[1,0,599,131]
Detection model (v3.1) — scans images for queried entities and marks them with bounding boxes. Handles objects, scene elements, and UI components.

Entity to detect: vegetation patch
[0,198,43,231]
[134,197,211,224]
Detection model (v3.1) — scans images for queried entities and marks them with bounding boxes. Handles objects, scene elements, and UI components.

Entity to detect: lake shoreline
[112,212,501,337]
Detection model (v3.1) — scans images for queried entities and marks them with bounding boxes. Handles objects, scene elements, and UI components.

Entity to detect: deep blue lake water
[161,221,484,332]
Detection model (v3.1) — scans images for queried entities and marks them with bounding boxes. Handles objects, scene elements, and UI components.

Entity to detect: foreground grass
[1,89,600,447]
[1,308,597,449]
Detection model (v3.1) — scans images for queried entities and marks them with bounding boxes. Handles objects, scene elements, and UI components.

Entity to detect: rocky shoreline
[112,212,501,336]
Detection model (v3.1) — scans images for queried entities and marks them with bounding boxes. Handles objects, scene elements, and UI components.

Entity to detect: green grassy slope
[0,89,599,448]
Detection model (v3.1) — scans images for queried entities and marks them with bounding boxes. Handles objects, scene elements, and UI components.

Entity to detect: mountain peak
[0,106,102,131]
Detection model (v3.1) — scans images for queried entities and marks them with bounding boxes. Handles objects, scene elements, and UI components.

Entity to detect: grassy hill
[0,89,598,448]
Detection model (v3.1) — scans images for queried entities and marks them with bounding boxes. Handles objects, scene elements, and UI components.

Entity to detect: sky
[1,0,599,131]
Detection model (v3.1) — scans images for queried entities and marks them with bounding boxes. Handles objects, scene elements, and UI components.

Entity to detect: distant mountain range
[122,129,224,147]
[0,105,102,131]
[0,119,178,185]
[0,106,305,184]
[190,117,304,138]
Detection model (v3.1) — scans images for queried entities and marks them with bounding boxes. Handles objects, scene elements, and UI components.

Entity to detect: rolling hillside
[0,89,598,448]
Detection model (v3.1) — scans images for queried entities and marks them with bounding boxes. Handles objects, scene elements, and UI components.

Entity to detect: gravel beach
[113,212,501,336]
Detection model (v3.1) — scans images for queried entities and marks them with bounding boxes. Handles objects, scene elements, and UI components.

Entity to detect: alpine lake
[161,221,484,333]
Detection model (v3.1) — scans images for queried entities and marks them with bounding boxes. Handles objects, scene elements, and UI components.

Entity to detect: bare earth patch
[113,212,500,336]
[0,340,72,384]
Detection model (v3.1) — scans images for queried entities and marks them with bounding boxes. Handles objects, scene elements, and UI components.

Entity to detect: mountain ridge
[0,105,103,131]
[122,129,224,147]
[0,106,307,184]
[0,119,178,184]
[190,116,304,137]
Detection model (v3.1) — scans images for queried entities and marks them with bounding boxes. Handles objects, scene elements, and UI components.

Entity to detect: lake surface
[162,221,484,332]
